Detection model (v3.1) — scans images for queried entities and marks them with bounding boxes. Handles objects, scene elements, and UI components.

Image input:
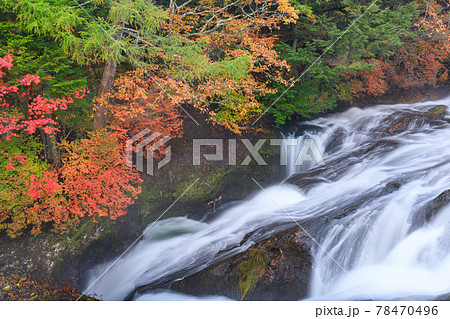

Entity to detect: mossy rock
[168,229,313,300]
[426,105,446,116]
[237,250,268,300]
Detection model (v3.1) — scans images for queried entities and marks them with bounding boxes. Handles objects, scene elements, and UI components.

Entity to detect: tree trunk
[291,23,298,52]
[93,54,118,130]
[93,27,124,131]
[291,23,299,78]
[39,127,60,166]
[46,134,60,165]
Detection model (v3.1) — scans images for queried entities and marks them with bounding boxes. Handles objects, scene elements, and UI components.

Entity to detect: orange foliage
[0,152,76,238]
[342,60,390,99]
[155,0,298,132]
[24,170,76,236]
[105,69,184,139]
[60,130,142,221]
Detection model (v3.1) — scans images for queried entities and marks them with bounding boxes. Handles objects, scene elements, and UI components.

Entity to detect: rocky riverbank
[0,113,282,299]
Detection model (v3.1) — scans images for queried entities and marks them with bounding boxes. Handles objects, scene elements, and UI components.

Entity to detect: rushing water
[86,95,450,301]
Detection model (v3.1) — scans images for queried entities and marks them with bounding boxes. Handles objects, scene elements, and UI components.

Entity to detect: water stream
[86,95,450,301]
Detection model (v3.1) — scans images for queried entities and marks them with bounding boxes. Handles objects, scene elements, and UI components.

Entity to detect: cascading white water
[282,132,325,177]
[86,95,450,301]
[85,186,307,300]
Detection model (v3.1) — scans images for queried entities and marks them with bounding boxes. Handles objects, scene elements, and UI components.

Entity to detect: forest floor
[0,273,97,301]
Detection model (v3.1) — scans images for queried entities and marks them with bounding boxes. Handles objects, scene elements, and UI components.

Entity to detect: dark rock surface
[324,128,346,154]
[378,106,447,137]
[410,189,450,232]
[162,229,313,300]
[435,292,450,301]
[0,212,142,289]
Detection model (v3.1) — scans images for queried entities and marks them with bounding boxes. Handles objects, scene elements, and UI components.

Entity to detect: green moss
[133,126,281,226]
[56,216,115,249]
[237,250,268,300]
[136,152,279,225]
[427,105,446,116]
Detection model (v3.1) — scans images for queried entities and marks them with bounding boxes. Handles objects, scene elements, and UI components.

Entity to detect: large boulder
[164,229,313,300]
[380,105,447,137]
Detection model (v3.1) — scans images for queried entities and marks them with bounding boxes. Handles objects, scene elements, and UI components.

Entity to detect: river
[85,95,450,301]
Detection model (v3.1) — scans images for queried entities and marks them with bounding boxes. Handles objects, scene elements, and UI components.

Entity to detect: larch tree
[6,0,299,133]
[6,0,167,130]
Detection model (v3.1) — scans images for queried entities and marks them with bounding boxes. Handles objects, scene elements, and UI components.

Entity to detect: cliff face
[0,212,142,289]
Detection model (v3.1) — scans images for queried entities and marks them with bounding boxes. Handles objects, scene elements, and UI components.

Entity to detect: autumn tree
[0,54,142,237]
[336,0,449,101]
[0,3,93,148]
[5,0,167,130]
[0,53,85,237]
[265,0,449,125]
[104,69,183,138]
[6,0,298,133]
[0,134,77,238]
[158,0,299,132]
[60,129,142,221]
[0,52,87,143]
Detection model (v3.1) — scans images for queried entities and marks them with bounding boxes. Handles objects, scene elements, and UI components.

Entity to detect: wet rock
[281,123,324,137]
[285,175,330,192]
[295,123,324,136]
[382,181,402,195]
[380,108,446,137]
[423,190,450,222]
[410,190,450,232]
[286,139,399,192]
[435,292,450,301]
[0,213,143,289]
[324,128,346,154]
[159,229,313,300]
[426,105,446,116]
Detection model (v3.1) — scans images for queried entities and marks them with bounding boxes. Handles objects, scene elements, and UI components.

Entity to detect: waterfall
[85,185,307,300]
[282,133,324,177]
[85,95,450,301]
